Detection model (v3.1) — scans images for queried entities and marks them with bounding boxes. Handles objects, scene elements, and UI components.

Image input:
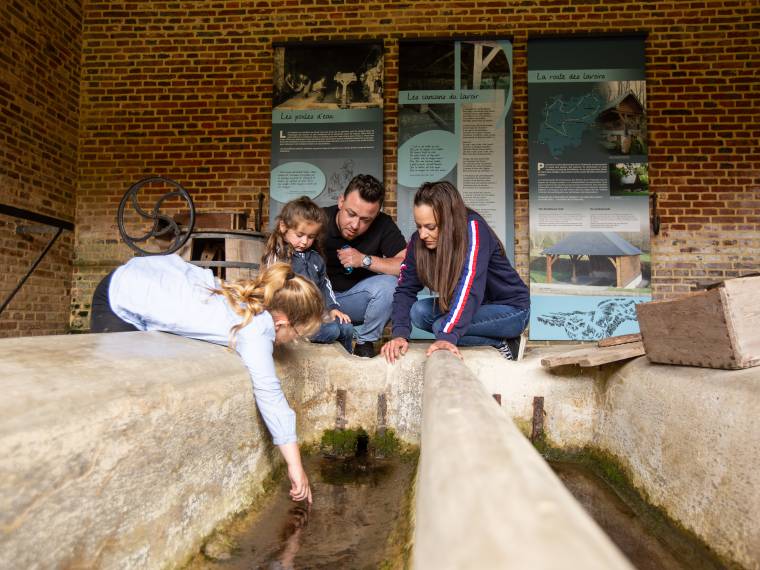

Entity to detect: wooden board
[636,275,760,369]
[598,333,641,348]
[175,211,247,231]
[541,341,645,368]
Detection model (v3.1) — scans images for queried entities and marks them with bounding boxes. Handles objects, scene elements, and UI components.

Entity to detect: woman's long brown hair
[413,181,470,312]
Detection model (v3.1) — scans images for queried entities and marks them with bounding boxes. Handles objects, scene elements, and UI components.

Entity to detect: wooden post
[335,389,347,431]
[531,396,545,442]
[546,254,554,283]
[377,393,387,436]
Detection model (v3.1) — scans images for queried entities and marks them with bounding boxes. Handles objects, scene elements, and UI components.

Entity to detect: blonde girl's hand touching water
[218,263,325,503]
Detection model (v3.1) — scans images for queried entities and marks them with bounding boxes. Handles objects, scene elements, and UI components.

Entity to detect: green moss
[370,429,402,457]
[533,440,738,570]
[320,427,367,457]
[320,427,407,459]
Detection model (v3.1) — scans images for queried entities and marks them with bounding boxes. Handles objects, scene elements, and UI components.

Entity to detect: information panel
[528,37,651,340]
[397,39,515,260]
[271,41,384,221]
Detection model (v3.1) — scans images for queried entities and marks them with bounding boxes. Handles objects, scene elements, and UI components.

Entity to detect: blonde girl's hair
[212,262,325,347]
[263,196,327,266]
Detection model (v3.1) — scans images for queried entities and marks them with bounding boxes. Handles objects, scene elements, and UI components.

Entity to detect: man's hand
[426,339,462,360]
[381,337,409,364]
[337,246,362,269]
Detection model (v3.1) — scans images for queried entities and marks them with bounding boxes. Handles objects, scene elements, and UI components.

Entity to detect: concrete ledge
[3,332,758,568]
[412,351,632,570]
[0,332,277,569]
[595,357,760,569]
[276,342,602,450]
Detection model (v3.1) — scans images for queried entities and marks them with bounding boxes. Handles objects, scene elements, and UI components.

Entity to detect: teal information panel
[528,37,651,341]
[397,39,515,261]
[397,39,515,340]
[271,41,384,221]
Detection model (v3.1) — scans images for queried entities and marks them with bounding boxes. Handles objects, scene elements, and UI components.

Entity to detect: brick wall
[7,0,759,334]
[0,1,81,337]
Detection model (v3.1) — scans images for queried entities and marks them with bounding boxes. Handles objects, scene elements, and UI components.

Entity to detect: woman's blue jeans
[410,297,529,347]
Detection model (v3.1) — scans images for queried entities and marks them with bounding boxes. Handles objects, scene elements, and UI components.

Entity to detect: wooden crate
[636,275,760,369]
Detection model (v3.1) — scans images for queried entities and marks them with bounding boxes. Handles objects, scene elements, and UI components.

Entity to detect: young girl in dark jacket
[263,196,354,353]
[382,181,530,363]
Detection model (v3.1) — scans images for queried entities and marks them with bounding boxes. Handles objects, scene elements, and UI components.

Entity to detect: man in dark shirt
[323,174,407,357]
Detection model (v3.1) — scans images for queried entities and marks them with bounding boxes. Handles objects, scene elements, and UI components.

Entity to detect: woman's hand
[426,339,462,360]
[329,308,351,324]
[287,462,312,503]
[381,337,409,364]
[279,442,312,503]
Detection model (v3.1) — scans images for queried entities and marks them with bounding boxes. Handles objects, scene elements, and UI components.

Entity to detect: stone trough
[1,332,758,569]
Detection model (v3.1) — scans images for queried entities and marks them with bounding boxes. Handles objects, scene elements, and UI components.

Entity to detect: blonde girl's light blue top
[108,254,296,445]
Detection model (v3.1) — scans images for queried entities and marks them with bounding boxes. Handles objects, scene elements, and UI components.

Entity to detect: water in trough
[186,454,416,570]
[551,461,728,570]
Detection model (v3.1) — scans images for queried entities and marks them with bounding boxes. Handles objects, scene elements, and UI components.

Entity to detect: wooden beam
[598,333,642,347]
[540,341,645,368]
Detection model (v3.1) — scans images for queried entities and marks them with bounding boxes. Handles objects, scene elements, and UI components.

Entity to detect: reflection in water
[190,455,416,570]
[551,462,727,570]
[268,504,310,570]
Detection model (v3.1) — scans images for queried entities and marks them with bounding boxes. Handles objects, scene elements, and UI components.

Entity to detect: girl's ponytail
[213,262,324,346]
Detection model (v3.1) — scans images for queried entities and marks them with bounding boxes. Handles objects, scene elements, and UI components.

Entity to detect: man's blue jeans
[334,274,397,343]
[410,297,529,347]
[310,319,354,353]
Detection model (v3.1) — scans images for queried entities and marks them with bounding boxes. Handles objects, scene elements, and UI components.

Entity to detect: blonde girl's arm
[236,328,311,502]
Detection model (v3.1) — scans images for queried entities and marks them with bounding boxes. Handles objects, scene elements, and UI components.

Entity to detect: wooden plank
[598,333,642,348]
[541,342,645,369]
[175,211,247,231]
[541,347,598,368]
[577,342,645,367]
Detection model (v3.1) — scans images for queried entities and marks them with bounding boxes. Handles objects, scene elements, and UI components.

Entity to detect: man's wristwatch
[361,255,373,268]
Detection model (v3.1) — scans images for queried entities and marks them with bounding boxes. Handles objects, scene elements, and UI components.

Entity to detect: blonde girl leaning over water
[91,255,324,503]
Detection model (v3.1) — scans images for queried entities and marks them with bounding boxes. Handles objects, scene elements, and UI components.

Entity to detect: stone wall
[0,0,81,336]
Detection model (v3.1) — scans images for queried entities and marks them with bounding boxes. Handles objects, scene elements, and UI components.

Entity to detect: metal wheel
[117,176,195,255]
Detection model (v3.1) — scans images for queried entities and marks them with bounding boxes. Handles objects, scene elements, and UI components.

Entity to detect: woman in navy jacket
[381,181,530,363]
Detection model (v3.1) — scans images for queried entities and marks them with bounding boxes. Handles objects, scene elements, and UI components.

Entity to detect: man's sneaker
[496,334,526,361]
[354,341,376,358]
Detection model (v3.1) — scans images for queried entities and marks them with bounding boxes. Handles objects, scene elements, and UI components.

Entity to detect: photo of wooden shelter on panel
[542,231,643,289]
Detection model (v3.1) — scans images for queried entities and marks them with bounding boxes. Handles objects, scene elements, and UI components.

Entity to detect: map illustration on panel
[538,92,602,158]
